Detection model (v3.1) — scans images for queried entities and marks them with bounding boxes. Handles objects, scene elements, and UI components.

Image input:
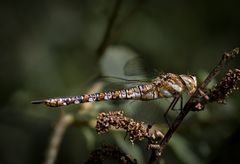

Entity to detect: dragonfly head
[179,75,197,95]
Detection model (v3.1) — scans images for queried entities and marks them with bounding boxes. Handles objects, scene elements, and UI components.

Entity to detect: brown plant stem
[43,113,74,164]
[96,0,122,58]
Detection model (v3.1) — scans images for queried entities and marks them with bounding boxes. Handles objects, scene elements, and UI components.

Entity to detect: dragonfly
[32,73,197,124]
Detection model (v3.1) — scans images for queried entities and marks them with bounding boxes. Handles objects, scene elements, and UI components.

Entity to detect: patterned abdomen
[33,83,160,107]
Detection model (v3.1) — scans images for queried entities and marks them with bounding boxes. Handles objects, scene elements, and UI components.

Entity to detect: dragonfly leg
[124,131,129,141]
[170,95,183,112]
[164,96,179,128]
[180,95,183,112]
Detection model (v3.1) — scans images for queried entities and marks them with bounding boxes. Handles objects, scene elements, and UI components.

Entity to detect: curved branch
[43,114,74,164]
[96,0,123,58]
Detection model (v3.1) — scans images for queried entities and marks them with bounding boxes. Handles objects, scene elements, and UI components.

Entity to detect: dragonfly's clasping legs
[163,96,182,128]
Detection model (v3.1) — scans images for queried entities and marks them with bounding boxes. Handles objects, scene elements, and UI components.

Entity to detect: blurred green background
[1,0,240,164]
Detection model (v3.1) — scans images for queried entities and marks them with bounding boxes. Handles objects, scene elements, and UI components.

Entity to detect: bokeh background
[1,0,240,164]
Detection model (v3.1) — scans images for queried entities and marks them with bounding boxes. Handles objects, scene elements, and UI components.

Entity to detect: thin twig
[97,0,123,59]
[43,113,74,164]
[111,0,145,40]
[148,47,240,164]
[200,48,239,89]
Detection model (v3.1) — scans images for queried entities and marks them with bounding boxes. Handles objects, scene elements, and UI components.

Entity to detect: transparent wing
[100,75,149,84]
[99,45,149,79]
[123,56,161,79]
[123,57,146,77]
[98,45,160,87]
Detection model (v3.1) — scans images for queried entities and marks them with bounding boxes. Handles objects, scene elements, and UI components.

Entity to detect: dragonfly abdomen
[32,85,155,107]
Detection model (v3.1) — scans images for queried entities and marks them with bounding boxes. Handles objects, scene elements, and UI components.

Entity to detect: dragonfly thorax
[152,73,197,98]
[179,74,197,95]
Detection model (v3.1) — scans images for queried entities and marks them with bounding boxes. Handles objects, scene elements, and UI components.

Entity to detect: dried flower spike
[96,111,148,142]
[209,69,240,103]
[85,144,136,164]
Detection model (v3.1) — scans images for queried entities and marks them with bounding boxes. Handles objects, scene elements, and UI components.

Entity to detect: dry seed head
[209,69,240,103]
[96,111,148,142]
[86,144,136,164]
